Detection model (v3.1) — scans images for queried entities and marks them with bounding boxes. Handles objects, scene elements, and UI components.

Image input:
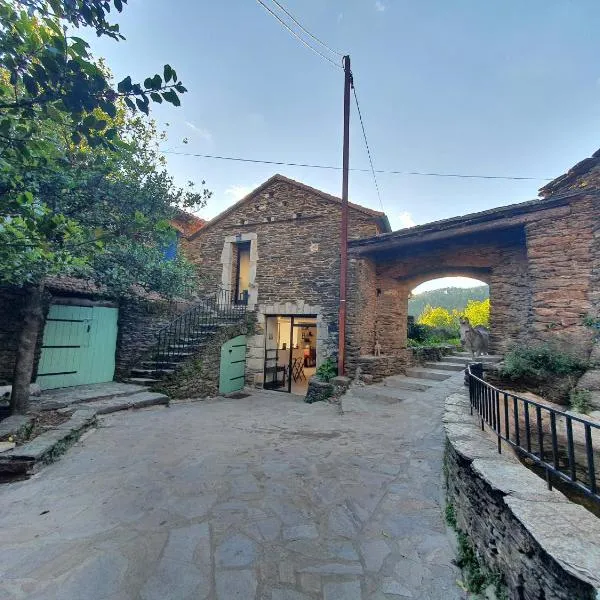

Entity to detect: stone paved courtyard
[0,373,466,599]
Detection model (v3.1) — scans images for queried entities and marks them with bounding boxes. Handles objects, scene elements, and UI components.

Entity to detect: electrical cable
[351,78,384,212]
[159,150,552,181]
[255,0,342,70]
[268,0,344,57]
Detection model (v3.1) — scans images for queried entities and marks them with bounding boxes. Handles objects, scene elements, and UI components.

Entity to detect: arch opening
[408,276,490,349]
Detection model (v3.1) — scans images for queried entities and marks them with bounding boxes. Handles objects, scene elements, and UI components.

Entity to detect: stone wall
[154,317,254,399]
[354,355,404,382]
[444,392,600,600]
[525,196,596,357]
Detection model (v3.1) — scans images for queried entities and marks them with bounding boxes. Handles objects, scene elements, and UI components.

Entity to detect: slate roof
[190,174,391,238]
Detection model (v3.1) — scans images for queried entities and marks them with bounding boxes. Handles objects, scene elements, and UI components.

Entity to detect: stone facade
[444,392,600,600]
[183,174,388,386]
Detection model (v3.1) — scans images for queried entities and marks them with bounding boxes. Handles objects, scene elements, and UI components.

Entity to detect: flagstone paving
[0,371,467,599]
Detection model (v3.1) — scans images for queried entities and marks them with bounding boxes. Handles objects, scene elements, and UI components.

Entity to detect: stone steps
[59,391,169,415]
[405,367,452,381]
[444,354,503,365]
[423,361,465,372]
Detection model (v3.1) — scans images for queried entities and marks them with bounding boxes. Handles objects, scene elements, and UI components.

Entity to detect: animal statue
[373,340,382,357]
[459,317,490,357]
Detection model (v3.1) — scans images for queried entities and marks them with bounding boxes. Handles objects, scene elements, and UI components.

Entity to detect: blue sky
[86,0,600,290]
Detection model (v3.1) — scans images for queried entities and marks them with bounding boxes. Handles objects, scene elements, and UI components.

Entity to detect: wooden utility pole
[338,55,351,376]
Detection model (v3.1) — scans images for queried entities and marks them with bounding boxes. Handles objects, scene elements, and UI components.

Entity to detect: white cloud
[185,121,213,143]
[375,1,386,12]
[337,12,344,23]
[225,185,254,201]
[397,211,416,228]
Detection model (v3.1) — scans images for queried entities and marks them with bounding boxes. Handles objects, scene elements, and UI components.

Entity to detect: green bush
[501,345,587,380]
[570,388,592,414]
[316,358,337,382]
[407,321,435,343]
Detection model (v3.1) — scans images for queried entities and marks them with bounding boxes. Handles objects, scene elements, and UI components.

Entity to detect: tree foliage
[0,0,207,297]
[0,0,209,413]
[408,285,489,317]
[416,298,490,331]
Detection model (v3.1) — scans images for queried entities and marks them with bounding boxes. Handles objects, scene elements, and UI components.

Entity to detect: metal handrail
[137,287,247,373]
[467,364,599,505]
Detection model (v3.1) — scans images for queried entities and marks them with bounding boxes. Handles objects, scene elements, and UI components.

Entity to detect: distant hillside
[408,286,489,317]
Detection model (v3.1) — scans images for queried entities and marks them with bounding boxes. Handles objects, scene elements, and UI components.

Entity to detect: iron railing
[467,364,600,505]
[146,287,247,372]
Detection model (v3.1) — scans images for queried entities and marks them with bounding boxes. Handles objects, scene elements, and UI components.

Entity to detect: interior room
[263,315,317,395]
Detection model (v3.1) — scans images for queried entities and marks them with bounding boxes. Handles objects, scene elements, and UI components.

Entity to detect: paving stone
[278,561,296,584]
[328,504,360,538]
[271,589,311,600]
[381,577,414,597]
[328,541,360,560]
[141,558,210,600]
[256,517,282,541]
[282,523,319,541]
[215,533,256,567]
[323,580,362,600]
[215,569,257,599]
[299,573,321,594]
[299,562,363,575]
[361,539,391,572]
[162,523,210,564]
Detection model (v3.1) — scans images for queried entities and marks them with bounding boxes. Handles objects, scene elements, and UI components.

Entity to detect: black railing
[467,364,600,505]
[147,287,247,372]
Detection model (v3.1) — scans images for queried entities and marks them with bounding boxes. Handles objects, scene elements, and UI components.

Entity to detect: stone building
[183,174,390,394]
[346,149,600,379]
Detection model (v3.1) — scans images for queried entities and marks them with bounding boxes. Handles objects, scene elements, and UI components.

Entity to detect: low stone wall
[155,317,254,399]
[444,392,600,600]
[355,354,404,382]
[406,344,455,367]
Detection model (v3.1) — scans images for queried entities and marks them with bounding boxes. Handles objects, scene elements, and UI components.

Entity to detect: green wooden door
[36,305,118,390]
[219,335,247,394]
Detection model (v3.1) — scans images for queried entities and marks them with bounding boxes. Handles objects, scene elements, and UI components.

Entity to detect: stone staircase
[344,351,502,406]
[126,288,247,387]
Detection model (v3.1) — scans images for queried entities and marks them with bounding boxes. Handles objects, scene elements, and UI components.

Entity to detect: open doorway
[263,315,317,395]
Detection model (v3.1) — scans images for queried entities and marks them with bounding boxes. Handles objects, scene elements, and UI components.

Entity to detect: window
[235,241,251,305]
[163,232,179,261]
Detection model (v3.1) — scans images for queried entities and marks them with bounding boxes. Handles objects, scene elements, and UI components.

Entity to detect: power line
[255,0,342,70]
[269,0,344,57]
[160,150,552,181]
[351,78,384,212]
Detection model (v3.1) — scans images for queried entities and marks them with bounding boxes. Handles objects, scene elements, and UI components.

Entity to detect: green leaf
[124,97,135,111]
[162,90,180,106]
[150,92,163,103]
[163,64,173,83]
[117,76,132,93]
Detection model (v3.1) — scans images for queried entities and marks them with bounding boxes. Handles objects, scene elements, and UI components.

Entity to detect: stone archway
[346,227,532,377]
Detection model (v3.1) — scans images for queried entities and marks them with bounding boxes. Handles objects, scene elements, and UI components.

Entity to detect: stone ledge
[444,391,600,599]
[0,409,97,475]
